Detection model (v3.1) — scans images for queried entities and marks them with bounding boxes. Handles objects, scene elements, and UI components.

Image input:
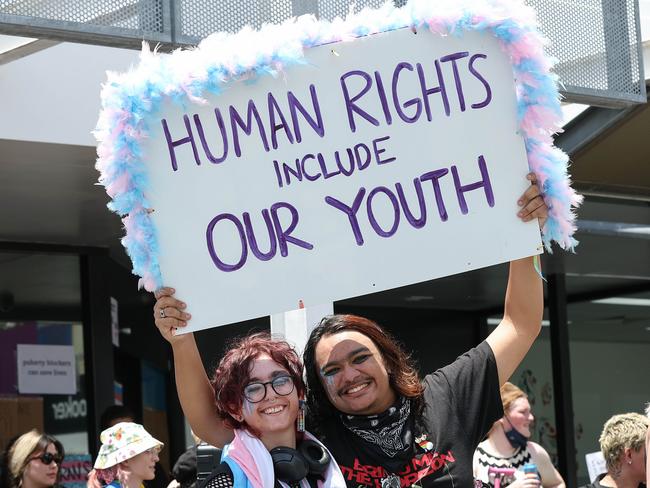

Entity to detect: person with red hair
[198,332,345,488]
[154,174,548,487]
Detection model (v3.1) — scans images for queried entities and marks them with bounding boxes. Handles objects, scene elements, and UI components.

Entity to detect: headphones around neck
[270,440,331,484]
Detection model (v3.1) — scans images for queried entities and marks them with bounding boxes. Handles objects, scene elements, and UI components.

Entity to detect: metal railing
[0,0,645,107]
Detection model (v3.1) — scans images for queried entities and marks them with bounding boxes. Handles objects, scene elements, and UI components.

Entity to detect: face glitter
[323,374,336,390]
[242,398,254,416]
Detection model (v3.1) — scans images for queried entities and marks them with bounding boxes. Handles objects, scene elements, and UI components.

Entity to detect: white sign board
[17,344,77,395]
[271,302,335,356]
[585,451,606,483]
[144,28,541,332]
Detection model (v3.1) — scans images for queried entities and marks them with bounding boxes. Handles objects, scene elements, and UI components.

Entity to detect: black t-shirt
[317,341,503,487]
[579,474,609,488]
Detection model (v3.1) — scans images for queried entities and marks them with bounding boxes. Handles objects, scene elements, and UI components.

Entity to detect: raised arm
[486,173,546,385]
[529,442,565,488]
[154,287,234,447]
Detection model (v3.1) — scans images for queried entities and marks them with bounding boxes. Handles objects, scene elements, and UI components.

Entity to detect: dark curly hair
[210,332,305,437]
[303,314,424,423]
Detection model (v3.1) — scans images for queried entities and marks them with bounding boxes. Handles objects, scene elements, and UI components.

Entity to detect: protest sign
[585,451,606,482]
[60,454,93,488]
[96,1,582,332]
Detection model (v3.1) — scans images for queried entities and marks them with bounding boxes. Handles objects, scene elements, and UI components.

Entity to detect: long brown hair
[303,314,424,421]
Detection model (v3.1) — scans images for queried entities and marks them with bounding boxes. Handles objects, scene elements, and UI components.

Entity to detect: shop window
[0,251,90,488]
[0,321,90,481]
[487,319,560,464]
[564,198,650,485]
[568,294,650,484]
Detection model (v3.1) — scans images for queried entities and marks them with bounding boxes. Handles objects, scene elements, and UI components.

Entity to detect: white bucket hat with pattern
[94,422,163,469]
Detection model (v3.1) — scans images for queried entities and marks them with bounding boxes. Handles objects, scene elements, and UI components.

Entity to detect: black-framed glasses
[243,375,295,403]
[31,452,63,465]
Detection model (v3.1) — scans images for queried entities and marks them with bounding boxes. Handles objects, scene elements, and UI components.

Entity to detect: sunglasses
[31,452,63,465]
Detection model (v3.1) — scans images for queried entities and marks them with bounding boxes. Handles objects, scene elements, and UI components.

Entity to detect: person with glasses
[5,430,64,488]
[154,174,549,487]
[87,423,163,488]
[204,332,345,488]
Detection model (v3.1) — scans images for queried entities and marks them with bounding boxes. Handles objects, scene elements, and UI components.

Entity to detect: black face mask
[504,416,528,449]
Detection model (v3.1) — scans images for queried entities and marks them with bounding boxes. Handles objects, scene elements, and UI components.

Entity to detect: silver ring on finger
[159,308,166,319]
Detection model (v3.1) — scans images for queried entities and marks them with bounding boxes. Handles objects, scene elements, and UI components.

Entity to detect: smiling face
[23,443,60,488]
[237,354,300,441]
[315,330,396,416]
[123,448,159,482]
[504,397,534,438]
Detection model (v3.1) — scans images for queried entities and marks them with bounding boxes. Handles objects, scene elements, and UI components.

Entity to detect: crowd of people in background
[0,395,647,488]
[0,176,645,487]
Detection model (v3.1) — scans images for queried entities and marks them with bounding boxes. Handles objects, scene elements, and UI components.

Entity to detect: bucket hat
[94,422,163,469]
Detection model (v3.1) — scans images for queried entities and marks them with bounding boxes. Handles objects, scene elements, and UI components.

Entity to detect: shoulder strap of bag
[273,475,321,488]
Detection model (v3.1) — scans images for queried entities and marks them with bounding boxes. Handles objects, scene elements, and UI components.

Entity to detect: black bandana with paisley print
[340,396,414,470]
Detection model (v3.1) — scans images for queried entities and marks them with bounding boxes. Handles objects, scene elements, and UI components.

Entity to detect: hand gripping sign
[95,0,581,332]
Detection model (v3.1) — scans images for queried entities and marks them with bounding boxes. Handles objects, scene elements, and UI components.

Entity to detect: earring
[296,400,305,432]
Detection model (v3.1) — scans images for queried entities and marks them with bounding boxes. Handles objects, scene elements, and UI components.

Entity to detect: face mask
[504,416,528,449]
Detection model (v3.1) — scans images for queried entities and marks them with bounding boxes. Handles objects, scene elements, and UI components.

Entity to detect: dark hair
[100,405,135,431]
[210,332,305,437]
[303,314,424,421]
[1,435,20,488]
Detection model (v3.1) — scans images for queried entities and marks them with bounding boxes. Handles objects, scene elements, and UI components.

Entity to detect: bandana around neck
[340,396,413,459]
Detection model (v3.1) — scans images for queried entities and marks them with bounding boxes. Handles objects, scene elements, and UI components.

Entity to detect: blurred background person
[99,406,169,488]
[166,432,201,488]
[474,382,564,487]
[5,430,64,488]
[88,422,163,488]
[580,412,648,488]
[100,406,136,431]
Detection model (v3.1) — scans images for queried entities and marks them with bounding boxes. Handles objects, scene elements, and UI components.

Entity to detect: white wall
[0,42,140,146]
